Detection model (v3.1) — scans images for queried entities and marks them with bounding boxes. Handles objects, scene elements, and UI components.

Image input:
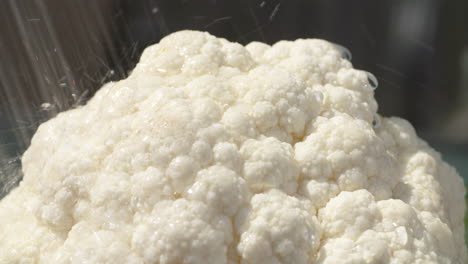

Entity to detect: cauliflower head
[0,30,466,264]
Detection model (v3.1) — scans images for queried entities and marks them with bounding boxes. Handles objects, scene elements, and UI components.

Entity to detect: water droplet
[366,72,378,90]
[372,115,380,128]
[41,102,53,111]
[334,44,352,61]
[156,67,168,73]
[395,226,408,246]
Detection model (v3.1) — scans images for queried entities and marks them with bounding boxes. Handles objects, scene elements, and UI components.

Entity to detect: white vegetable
[0,30,466,264]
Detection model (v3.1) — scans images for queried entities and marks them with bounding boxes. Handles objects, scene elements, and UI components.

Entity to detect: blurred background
[0,0,467,229]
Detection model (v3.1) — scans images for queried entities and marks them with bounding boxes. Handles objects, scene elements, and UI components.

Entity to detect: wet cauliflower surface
[0,30,466,264]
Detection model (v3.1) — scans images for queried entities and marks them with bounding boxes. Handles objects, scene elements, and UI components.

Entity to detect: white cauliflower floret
[186,165,249,216]
[240,137,299,194]
[238,189,321,264]
[52,222,141,264]
[317,190,462,264]
[229,66,322,142]
[296,115,398,200]
[132,199,232,264]
[0,30,465,264]
[319,190,378,240]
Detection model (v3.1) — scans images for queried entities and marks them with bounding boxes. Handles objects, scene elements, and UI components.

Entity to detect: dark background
[1,0,467,201]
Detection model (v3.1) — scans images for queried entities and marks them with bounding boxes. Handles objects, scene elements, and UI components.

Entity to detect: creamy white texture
[0,30,466,264]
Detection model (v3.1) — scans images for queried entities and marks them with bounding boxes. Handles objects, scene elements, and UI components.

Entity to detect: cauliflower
[0,30,466,264]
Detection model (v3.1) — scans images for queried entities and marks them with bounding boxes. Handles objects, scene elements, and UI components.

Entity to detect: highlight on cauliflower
[0,30,466,264]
